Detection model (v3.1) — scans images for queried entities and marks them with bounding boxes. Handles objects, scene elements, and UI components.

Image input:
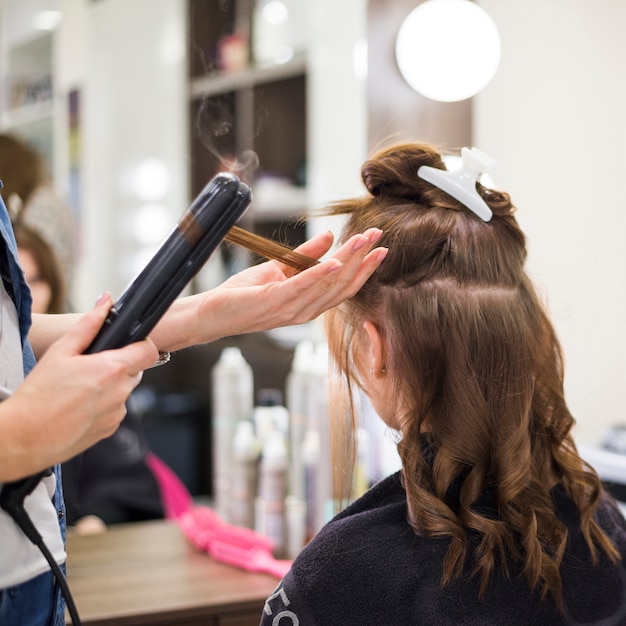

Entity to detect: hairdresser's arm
[28,312,81,359]
[150,229,386,352]
[0,295,158,482]
[28,229,384,356]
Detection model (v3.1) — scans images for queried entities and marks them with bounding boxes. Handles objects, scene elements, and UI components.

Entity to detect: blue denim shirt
[0,191,35,374]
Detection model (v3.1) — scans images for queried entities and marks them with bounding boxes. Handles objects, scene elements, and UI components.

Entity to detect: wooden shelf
[190,55,306,99]
[187,0,309,251]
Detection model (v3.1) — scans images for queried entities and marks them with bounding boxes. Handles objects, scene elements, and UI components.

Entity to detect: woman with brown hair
[13,222,68,315]
[260,142,626,624]
[0,133,77,289]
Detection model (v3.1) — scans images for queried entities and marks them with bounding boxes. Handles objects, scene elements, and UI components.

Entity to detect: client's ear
[363,321,386,378]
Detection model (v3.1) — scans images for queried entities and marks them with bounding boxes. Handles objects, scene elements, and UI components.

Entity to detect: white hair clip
[417,147,496,222]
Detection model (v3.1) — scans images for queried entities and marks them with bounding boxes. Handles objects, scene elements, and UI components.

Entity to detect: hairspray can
[211,347,253,521]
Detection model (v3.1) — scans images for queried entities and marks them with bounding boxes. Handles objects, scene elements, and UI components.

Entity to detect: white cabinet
[0,0,58,173]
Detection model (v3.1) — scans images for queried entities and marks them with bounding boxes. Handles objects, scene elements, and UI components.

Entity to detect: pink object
[177,504,291,578]
[209,540,292,579]
[145,453,193,520]
[178,505,274,552]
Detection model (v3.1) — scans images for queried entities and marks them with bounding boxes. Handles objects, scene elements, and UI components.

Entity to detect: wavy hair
[321,142,619,609]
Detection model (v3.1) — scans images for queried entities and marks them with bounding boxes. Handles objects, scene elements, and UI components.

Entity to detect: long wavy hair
[320,141,619,608]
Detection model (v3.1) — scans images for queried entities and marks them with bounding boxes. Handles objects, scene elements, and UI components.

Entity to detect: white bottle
[211,347,253,521]
[256,428,289,557]
[285,340,315,501]
[230,419,261,529]
[285,495,307,559]
[301,427,320,543]
[307,342,333,534]
[253,388,289,447]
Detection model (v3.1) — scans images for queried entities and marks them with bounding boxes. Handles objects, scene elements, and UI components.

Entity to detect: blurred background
[1,0,625,501]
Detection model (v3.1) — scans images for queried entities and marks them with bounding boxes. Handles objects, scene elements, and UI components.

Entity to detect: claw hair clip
[417,147,496,222]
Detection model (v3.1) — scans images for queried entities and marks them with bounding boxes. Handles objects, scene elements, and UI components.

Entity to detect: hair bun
[362,143,448,204]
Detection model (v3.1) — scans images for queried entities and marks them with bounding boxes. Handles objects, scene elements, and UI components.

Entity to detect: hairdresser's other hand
[201,228,387,336]
[0,294,158,482]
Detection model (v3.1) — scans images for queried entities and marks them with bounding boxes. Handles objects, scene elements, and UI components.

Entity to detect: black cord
[0,472,82,626]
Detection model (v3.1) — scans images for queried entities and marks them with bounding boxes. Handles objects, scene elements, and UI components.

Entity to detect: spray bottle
[301,427,320,543]
[306,341,333,536]
[285,340,315,501]
[255,428,289,557]
[253,388,289,448]
[211,346,253,521]
[230,419,261,529]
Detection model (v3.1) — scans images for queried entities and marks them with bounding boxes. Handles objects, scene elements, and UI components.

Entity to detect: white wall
[59,0,188,309]
[307,0,368,232]
[54,0,86,184]
[0,0,58,46]
[475,1,626,444]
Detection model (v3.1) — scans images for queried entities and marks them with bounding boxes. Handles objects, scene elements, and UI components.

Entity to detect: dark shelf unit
[187,0,308,250]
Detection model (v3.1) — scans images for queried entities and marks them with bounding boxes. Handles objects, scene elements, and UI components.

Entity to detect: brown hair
[318,141,618,608]
[0,134,48,207]
[225,225,317,271]
[13,221,67,314]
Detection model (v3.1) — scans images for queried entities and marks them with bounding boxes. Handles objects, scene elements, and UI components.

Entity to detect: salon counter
[66,519,278,625]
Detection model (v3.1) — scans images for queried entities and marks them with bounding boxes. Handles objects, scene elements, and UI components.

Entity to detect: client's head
[321,141,614,605]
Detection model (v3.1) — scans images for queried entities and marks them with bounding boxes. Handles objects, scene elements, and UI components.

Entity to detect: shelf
[187,0,309,258]
[251,182,308,222]
[2,99,54,129]
[189,55,306,99]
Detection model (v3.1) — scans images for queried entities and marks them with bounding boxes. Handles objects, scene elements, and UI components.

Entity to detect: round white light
[271,44,295,65]
[131,159,171,202]
[262,1,289,25]
[129,203,171,245]
[34,11,62,31]
[395,0,501,102]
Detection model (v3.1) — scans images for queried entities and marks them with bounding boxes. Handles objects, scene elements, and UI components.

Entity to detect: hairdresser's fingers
[43,291,158,376]
[299,229,384,298]
[333,229,383,263]
[113,337,160,376]
[47,293,114,357]
[302,229,385,294]
[272,242,387,323]
[339,246,389,296]
[311,247,388,308]
[290,228,383,267]
[291,230,335,260]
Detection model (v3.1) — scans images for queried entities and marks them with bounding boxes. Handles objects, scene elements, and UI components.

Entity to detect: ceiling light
[395,0,501,102]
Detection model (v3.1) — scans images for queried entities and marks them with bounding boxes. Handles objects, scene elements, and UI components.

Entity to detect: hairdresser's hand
[0,294,158,482]
[198,228,386,338]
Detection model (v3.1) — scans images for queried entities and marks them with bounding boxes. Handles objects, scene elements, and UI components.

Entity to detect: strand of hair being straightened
[225,225,319,272]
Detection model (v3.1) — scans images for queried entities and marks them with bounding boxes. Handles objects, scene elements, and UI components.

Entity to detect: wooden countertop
[66,519,279,625]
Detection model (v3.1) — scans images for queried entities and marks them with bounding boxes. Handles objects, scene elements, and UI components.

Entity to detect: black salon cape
[260,472,626,625]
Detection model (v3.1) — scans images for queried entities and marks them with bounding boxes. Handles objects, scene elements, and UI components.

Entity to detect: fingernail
[366,228,383,245]
[95,292,110,307]
[326,259,342,272]
[353,235,369,251]
[375,248,389,263]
